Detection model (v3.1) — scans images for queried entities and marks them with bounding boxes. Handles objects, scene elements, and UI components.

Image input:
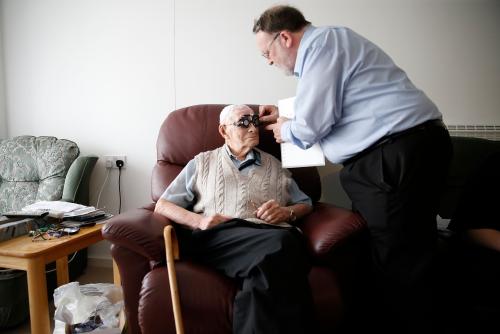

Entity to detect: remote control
[61,221,96,228]
[3,211,49,218]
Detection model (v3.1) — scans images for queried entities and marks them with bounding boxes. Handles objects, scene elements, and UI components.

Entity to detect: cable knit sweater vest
[193,147,292,227]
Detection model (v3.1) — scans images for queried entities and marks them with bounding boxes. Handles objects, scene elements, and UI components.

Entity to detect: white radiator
[446,124,500,141]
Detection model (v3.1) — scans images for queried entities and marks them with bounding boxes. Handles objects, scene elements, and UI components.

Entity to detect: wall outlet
[104,155,127,169]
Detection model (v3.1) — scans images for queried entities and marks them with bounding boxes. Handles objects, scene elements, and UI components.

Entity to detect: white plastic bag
[53,282,124,333]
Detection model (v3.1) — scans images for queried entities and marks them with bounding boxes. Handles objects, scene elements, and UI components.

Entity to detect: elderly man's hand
[258,105,279,124]
[255,200,289,225]
[265,116,289,143]
[198,214,231,230]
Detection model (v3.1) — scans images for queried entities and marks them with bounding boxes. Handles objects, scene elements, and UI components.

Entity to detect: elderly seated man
[154,104,314,334]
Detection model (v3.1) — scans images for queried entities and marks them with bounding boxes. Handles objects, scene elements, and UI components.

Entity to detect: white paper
[22,201,96,217]
[278,97,325,168]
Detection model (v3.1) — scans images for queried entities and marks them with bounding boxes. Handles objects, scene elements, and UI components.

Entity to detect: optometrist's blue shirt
[160,144,312,208]
[280,25,442,164]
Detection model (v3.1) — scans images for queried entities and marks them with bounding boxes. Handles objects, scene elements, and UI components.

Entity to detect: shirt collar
[294,24,316,78]
[224,144,262,166]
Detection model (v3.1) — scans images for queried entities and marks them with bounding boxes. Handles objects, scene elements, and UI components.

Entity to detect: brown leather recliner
[102,104,367,334]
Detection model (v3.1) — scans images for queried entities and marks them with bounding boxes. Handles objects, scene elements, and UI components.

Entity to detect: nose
[268,60,274,66]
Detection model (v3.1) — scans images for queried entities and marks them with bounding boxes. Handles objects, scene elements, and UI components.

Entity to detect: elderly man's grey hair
[219,104,253,124]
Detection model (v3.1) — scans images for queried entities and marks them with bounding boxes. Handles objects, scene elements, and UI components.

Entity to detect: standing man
[253,5,452,333]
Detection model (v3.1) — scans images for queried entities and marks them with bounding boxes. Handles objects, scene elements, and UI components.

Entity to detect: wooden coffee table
[0,224,105,334]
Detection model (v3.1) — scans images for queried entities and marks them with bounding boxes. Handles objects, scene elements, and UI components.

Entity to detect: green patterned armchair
[0,135,98,328]
[0,136,97,213]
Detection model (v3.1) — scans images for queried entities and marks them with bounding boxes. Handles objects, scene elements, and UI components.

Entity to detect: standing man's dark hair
[254,4,453,334]
[253,5,310,33]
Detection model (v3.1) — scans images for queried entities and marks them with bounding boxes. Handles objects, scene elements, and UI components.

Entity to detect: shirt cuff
[280,120,293,143]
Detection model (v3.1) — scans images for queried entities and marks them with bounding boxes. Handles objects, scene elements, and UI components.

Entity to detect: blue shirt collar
[294,24,316,78]
[224,144,262,167]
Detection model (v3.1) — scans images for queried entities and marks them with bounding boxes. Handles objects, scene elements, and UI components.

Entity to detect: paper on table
[278,96,325,168]
[22,201,96,217]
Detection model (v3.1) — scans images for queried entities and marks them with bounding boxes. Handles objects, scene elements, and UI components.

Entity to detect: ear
[219,124,229,139]
[281,30,294,48]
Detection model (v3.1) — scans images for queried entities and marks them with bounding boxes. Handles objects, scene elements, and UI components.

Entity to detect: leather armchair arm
[102,205,173,264]
[103,202,366,263]
[300,202,366,259]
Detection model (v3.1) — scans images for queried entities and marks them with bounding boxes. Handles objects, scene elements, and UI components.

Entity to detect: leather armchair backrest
[151,104,322,203]
[439,136,500,219]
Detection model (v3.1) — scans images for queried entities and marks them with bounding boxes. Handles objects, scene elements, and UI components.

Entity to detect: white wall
[1,0,176,261]
[1,0,499,261]
[0,3,6,139]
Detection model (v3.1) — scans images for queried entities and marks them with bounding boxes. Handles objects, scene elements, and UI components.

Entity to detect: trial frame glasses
[231,114,261,128]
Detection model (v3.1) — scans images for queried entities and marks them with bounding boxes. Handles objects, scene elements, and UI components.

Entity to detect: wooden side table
[0,224,105,334]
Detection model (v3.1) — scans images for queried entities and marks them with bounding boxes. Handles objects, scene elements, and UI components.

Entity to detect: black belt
[343,119,446,166]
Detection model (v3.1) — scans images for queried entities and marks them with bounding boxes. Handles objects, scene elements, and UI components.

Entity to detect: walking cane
[164,225,185,334]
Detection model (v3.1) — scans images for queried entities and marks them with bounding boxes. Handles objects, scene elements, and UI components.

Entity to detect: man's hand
[197,213,232,230]
[265,116,289,143]
[255,200,289,225]
[259,105,279,124]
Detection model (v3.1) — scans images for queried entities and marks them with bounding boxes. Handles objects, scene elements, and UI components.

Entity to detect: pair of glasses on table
[30,224,79,241]
[231,114,261,128]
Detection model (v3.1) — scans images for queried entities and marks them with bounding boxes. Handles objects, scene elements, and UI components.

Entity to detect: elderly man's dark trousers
[340,123,452,334]
[180,219,313,334]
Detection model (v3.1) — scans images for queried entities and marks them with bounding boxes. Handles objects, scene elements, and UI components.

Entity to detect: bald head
[219,104,254,124]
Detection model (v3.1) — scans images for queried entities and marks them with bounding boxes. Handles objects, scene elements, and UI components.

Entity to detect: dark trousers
[179,220,313,334]
[340,123,452,333]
